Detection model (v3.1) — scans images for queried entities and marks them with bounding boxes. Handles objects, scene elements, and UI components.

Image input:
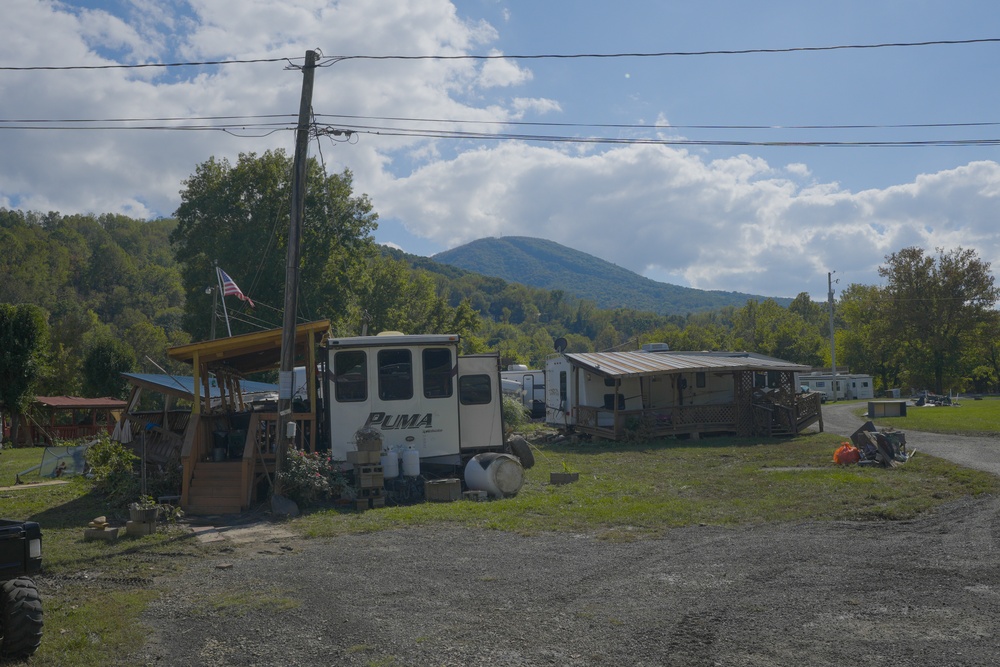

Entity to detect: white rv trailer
[799,372,874,401]
[500,364,546,418]
[322,334,505,467]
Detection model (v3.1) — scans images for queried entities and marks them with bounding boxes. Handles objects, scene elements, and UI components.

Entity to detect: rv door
[457,354,504,452]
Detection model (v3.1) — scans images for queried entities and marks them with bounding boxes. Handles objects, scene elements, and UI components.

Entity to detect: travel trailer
[322,334,505,469]
[799,373,874,401]
[500,364,546,418]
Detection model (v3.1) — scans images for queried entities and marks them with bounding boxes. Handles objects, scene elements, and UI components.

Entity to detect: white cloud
[3,0,1000,303]
[376,141,1000,299]
[478,51,532,88]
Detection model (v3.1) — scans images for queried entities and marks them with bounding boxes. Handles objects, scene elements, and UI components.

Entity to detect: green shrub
[502,395,530,430]
[87,434,140,510]
[277,448,347,508]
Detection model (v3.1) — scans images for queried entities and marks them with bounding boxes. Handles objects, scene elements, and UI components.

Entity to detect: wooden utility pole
[274,49,318,498]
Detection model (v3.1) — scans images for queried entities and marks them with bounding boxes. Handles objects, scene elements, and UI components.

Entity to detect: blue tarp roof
[122,373,278,399]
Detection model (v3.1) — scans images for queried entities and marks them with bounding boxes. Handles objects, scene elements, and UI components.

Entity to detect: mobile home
[546,349,822,439]
[323,334,505,467]
[799,373,874,401]
[500,364,546,418]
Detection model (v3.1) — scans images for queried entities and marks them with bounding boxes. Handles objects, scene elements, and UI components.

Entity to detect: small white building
[799,372,874,401]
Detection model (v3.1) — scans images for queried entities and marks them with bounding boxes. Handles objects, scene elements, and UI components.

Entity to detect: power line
[3,37,998,72]
[0,56,296,71]
[316,113,1000,132]
[320,37,1000,64]
[319,124,1000,148]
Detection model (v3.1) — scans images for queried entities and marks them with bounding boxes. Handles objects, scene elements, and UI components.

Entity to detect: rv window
[559,371,567,403]
[459,374,492,405]
[334,351,367,402]
[696,372,706,388]
[422,348,453,399]
[378,349,413,400]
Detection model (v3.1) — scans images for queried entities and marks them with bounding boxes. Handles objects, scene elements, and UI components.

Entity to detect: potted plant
[550,462,579,485]
[128,496,160,523]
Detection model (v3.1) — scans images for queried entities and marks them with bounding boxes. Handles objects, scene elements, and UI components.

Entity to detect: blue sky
[2,0,999,301]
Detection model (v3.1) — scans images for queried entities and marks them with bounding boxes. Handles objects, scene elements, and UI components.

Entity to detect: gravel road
[136,405,1000,666]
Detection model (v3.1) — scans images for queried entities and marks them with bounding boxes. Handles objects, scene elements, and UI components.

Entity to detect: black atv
[0,519,43,660]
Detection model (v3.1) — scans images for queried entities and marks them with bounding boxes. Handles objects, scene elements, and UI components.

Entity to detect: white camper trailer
[322,334,505,468]
[500,364,546,418]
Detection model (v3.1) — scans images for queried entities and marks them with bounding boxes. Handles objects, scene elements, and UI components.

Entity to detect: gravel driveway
[137,406,1000,666]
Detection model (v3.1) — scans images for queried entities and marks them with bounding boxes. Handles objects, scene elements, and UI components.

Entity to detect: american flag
[218,268,255,307]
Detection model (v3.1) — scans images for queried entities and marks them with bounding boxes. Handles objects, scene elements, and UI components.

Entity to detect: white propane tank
[464,453,525,498]
[401,446,420,477]
[381,449,400,478]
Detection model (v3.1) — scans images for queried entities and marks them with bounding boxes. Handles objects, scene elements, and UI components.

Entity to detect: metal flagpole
[216,264,232,337]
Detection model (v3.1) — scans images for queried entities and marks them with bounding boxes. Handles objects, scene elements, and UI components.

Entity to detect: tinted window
[459,374,492,405]
[334,351,367,402]
[696,372,706,388]
[423,348,453,399]
[378,349,413,400]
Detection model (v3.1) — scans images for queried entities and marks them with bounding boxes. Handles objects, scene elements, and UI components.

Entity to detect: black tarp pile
[850,421,911,467]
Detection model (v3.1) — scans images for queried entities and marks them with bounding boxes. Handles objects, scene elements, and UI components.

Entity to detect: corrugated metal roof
[33,396,127,409]
[122,373,278,399]
[562,351,811,379]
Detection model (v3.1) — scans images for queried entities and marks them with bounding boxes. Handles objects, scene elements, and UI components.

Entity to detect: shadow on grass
[534,430,838,457]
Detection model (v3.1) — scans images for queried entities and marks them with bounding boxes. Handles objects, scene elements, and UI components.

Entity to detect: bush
[277,448,347,508]
[502,395,530,430]
[87,434,140,510]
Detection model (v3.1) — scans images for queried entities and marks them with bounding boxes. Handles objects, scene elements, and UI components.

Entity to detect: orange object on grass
[833,443,861,465]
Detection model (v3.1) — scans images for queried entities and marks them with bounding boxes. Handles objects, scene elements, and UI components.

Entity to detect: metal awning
[563,350,811,379]
[121,373,279,401]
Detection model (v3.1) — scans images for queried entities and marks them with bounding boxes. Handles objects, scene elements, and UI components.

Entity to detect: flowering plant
[277,448,346,507]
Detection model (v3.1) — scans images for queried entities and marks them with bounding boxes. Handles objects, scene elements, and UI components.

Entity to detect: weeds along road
[136,408,1000,667]
[819,400,1000,477]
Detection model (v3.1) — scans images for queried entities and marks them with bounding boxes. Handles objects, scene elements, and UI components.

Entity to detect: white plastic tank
[464,453,524,498]
[381,449,400,478]
[401,446,420,477]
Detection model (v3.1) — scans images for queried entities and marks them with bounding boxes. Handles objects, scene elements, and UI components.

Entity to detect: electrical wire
[318,37,1000,65]
[2,37,997,72]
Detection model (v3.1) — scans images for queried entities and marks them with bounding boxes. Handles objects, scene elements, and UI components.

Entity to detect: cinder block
[347,450,381,465]
[84,527,120,541]
[126,520,157,536]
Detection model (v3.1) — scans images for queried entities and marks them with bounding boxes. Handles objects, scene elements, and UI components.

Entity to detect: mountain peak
[432,236,790,315]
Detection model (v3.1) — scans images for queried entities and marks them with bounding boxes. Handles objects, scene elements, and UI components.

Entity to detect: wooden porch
[163,320,330,515]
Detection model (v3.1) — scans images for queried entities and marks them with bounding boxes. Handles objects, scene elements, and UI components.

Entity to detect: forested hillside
[3,161,998,406]
[432,236,793,315]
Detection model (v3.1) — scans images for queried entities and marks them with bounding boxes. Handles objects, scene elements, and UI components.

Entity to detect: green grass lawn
[854,395,1000,436]
[3,429,999,665]
[292,430,1000,540]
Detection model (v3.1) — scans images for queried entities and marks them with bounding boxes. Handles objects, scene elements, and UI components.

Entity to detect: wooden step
[193,462,243,480]
[185,502,244,515]
[184,461,246,515]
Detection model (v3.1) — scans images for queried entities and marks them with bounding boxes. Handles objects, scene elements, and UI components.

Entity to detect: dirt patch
[136,493,1000,666]
[134,407,1000,665]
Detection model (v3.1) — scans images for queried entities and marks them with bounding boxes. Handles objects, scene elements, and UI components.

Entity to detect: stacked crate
[348,427,385,510]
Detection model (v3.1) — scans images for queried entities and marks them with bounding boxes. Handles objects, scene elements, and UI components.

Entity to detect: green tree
[838,283,903,391]
[878,247,1000,394]
[172,150,379,339]
[0,304,50,442]
[730,299,824,365]
[82,337,136,399]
